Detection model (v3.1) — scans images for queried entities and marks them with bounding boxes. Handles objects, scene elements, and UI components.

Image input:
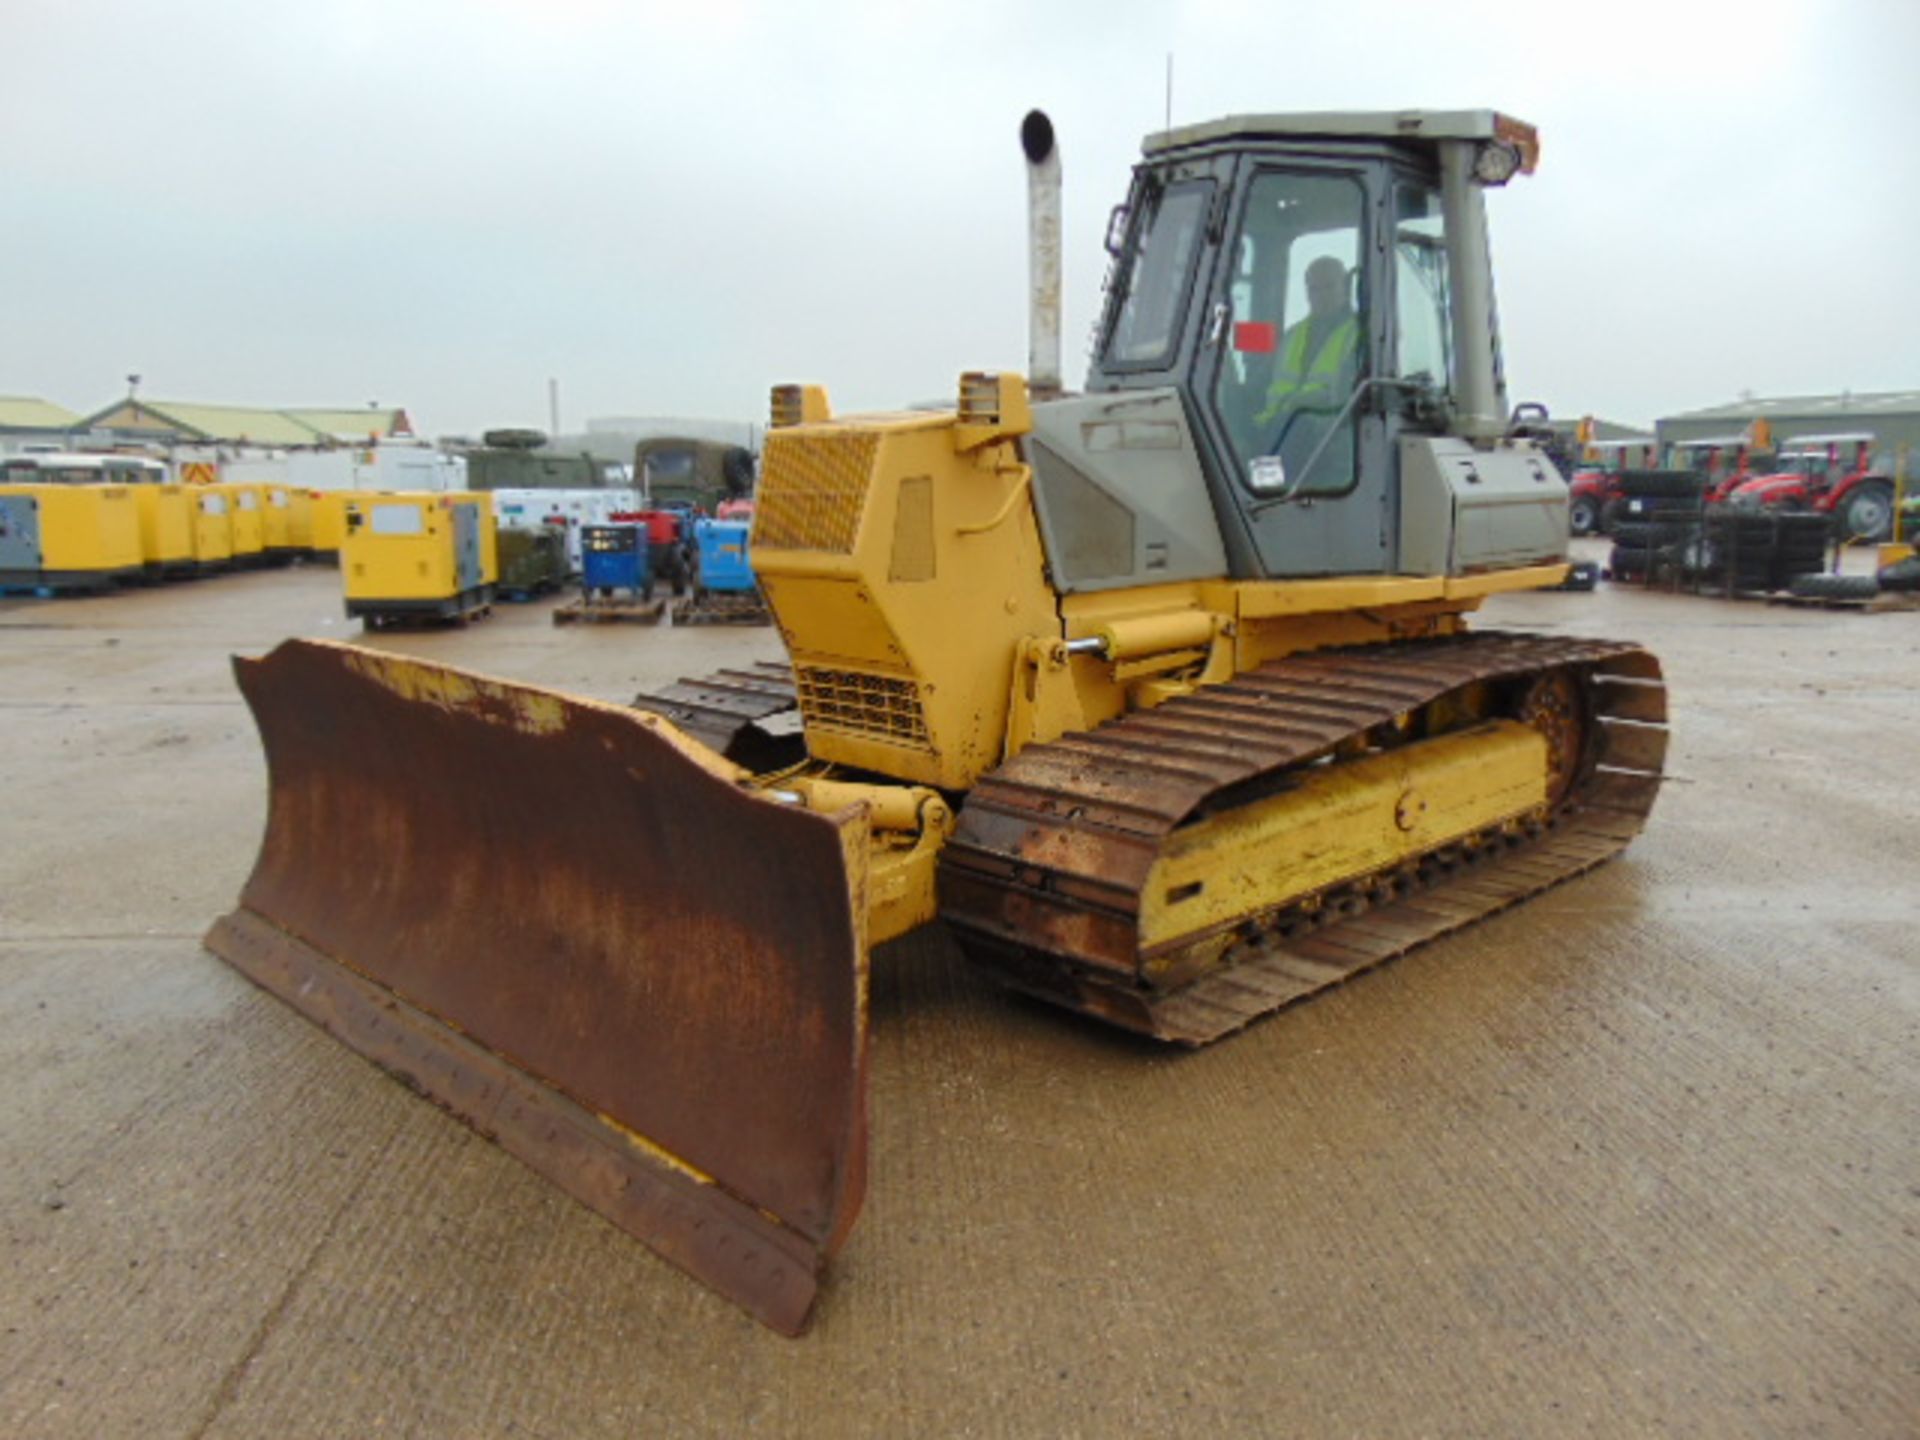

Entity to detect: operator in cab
[1255,255,1361,490]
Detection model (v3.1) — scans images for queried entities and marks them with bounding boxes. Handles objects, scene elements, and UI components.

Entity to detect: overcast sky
[7,0,1917,438]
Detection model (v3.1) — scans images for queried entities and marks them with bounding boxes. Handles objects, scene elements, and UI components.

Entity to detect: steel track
[938,632,1667,1044]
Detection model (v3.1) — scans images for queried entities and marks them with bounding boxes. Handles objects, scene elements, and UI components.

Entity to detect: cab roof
[1145,109,1535,158]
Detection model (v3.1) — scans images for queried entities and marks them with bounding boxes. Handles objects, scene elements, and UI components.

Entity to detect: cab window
[1102,180,1211,370]
[1211,171,1366,498]
[1394,184,1451,393]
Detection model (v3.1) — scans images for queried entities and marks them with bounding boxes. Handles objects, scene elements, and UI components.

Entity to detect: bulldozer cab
[1082,112,1538,580]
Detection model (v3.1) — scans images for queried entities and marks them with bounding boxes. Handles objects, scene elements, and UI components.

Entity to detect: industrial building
[72,399,415,450]
[0,395,83,453]
[1657,391,1920,473]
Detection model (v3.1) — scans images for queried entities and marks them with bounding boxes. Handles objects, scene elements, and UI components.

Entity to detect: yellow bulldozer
[207,108,1666,1335]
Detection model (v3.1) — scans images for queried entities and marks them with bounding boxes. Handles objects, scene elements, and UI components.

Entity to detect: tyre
[481,427,546,451]
[1616,469,1709,501]
[1612,519,1695,547]
[1608,543,1652,580]
[1876,555,1920,592]
[1771,555,1825,588]
[1836,483,1894,543]
[1777,513,1835,543]
[1568,495,1599,536]
[1789,573,1879,601]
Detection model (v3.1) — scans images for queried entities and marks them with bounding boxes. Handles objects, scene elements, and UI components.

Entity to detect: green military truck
[465,429,613,492]
[634,437,755,513]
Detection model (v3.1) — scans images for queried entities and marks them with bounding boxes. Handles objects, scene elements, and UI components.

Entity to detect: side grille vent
[752,433,879,553]
[795,666,930,748]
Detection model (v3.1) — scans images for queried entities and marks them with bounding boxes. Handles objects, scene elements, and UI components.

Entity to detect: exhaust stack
[1021,109,1063,399]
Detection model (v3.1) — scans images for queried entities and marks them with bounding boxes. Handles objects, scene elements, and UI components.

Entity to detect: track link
[938,632,1666,1044]
[631,661,796,759]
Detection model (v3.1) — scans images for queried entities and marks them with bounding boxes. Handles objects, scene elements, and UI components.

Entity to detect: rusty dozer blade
[204,639,869,1336]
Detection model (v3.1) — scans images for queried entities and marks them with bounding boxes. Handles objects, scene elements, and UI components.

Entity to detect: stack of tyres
[1693,510,1781,593]
[1769,514,1831,590]
[1691,511,1830,594]
[1607,471,1707,584]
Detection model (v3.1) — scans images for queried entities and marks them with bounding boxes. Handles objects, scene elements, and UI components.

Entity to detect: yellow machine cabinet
[284,487,316,551]
[260,484,297,559]
[189,487,236,570]
[0,484,143,592]
[131,484,197,577]
[216,484,266,563]
[307,491,349,559]
[340,491,497,627]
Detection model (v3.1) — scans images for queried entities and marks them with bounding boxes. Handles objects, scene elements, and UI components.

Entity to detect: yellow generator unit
[340,491,497,627]
[260,484,298,561]
[284,487,316,551]
[216,484,267,564]
[131,483,197,579]
[189,487,235,571]
[307,490,349,561]
[0,484,143,592]
[209,109,1670,1336]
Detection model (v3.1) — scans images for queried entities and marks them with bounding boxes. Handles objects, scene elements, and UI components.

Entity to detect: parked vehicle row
[1565,432,1900,543]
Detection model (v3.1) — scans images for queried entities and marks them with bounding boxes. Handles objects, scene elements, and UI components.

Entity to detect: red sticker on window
[1233,321,1277,354]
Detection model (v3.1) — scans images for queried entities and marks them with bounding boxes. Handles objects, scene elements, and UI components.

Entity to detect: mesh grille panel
[795,666,930,748]
[752,433,879,553]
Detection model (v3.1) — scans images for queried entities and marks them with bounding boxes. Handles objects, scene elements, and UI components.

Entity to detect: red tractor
[1720,434,1895,542]
[1566,437,1659,535]
[1664,436,1760,506]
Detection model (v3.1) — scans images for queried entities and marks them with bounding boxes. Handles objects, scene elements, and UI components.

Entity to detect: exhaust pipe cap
[1020,109,1055,166]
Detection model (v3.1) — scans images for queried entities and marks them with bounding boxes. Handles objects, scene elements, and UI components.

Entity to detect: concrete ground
[1,547,1915,1438]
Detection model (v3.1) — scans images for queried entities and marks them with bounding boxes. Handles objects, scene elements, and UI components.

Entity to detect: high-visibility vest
[1257,313,1359,425]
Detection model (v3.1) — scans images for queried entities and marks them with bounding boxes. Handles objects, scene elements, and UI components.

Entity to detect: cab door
[1189,161,1393,578]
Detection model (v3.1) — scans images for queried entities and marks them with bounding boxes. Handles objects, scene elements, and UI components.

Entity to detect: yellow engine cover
[751,411,1056,790]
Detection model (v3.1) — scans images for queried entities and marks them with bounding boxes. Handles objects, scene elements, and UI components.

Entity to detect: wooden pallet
[552,597,666,625]
[1766,590,1920,613]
